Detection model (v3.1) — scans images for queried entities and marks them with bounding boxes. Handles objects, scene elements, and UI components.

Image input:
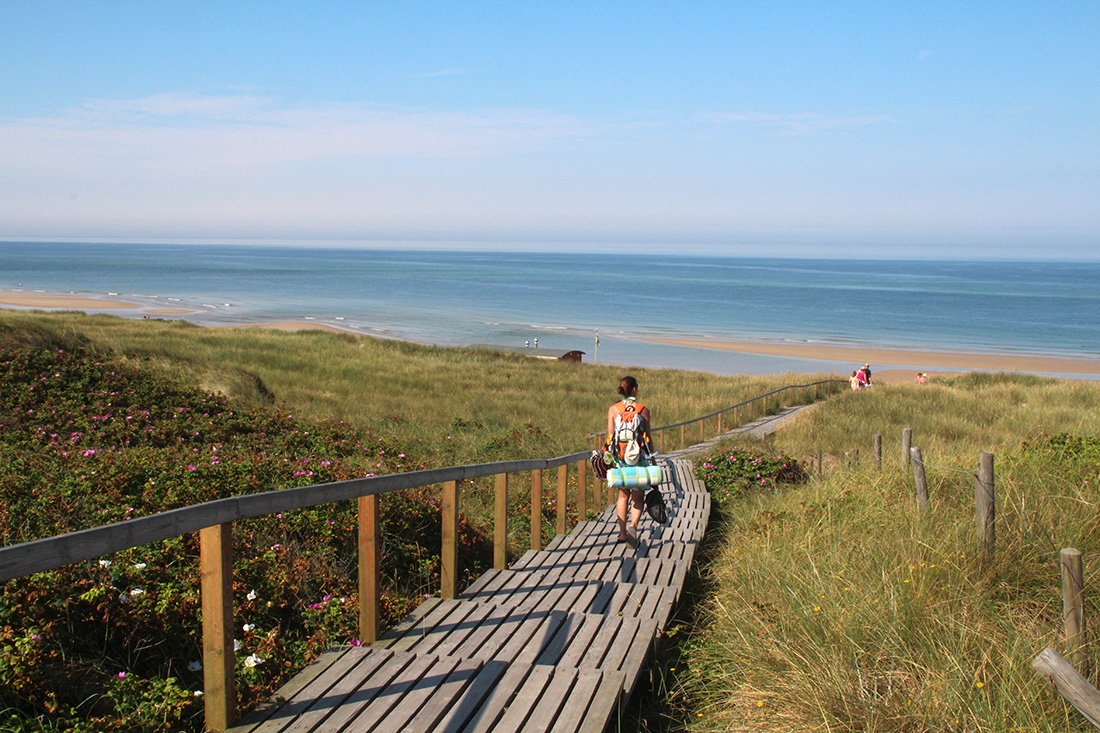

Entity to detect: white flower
[244,654,264,668]
[193,690,203,697]
[188,661,202,671]
[99,559,112,567]
[133,563,146,570]
[129,588,145,597]
[233,639,242,652]
[246,590,258,601]
[242,623,255,632]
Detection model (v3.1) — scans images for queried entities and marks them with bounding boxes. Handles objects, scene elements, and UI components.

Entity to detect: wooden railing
[592,379,844,451]
[0,378,843,732]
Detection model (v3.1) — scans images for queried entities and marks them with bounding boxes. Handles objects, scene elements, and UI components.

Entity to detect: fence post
[975,452,995,562]
[358,495,380,643]
[531,469,542,551]
[700,417,705,444]
[902,428,912,469]
[873,434,882,470]
[659,429,665,453]
[1062,548,1088,670]
[911,447,928,512]
[557,465,568,536]
[680,424,685,450]
[494,473,508,569]
[577,459,587,521]
[200,523,236,733]
[1032,647,1100,728]
[717,410,722,433]
[441,480,458,599]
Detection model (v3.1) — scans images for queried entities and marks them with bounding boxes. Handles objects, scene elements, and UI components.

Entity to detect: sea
[1,241,1098,378]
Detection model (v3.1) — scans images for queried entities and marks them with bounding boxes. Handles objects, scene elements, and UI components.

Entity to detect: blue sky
[1,2,1097,258]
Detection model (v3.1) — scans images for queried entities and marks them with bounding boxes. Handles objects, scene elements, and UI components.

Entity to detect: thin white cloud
[0,92,593,175]
[704,111,890,135]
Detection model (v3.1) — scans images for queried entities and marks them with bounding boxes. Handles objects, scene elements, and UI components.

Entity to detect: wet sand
[4,292,1097,380]
[0,293,141,310]
[641,337,1100,380]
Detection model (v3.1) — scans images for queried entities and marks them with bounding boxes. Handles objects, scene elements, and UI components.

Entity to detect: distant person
[856,369,868,389]
[606,375,652,543]
[915,372,928,384]
[850,371,861,391]
[859,363,873,387]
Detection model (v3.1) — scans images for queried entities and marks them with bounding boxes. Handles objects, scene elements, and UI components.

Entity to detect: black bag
[645,488,668,524]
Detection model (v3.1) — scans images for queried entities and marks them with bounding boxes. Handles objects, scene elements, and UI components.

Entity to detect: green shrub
[693,445,808,504]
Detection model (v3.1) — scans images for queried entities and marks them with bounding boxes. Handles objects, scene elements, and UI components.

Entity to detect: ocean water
[1,242,1098,377]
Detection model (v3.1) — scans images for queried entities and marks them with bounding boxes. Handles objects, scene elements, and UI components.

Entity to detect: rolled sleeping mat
[607,464,663,489]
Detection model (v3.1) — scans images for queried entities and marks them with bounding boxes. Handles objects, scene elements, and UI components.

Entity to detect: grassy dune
[665,374,1100,732]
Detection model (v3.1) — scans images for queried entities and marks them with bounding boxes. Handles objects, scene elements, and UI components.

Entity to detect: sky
[1,2,1098,259]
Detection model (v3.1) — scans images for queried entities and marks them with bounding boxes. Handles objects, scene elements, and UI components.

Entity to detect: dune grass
[0,310,837,465]
[662,373,1100,732]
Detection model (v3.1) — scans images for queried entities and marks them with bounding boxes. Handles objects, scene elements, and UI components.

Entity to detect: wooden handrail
[0,451,590,583]
[590,378,844,446]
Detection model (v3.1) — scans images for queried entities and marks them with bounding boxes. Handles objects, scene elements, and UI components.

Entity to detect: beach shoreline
[3,291,1099,383]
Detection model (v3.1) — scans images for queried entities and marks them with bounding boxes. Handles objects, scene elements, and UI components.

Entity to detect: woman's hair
[617,375,639,397]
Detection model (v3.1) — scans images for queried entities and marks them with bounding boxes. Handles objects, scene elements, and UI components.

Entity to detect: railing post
[700,417,705,444]
[577,459,587,521]
[717,410,722,433]
[200,523,235,733]
[1062,548,1087,670]
[873,434,882,470]
[911,447,928,512]
[494,473,508,569]
[441,480,458,599]
[358,495,380,643]
[557,465,568,536]
[902,428,913,469]
[975,452,995,563]
[531,469,542,551]
[680,424,685,450]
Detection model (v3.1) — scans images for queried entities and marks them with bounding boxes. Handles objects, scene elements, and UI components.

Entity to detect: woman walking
[606,375,652,543]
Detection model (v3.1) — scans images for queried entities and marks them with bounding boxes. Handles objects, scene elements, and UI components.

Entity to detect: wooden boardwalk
[228,455,709,733]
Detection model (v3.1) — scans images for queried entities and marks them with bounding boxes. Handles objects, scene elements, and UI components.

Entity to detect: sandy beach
[642,336,1100,382]
[3,291,1098,382]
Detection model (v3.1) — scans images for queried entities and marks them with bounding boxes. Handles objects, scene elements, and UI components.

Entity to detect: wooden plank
[548,668,604,733]
[316,652,438,732]
[577,671,625,733]
[397,600,482,657]
[553,614,606,669]
[431,600,499,660]
[229,646,357,732]
[281,649,413,733]
[462,662,540,733]
[520,666,576,733]
[433,659,510,733]
[373,597,445,649]
[367,655,464,733]
[394,657,486,733]
[377,599,461,652]
[491,665,555,730]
